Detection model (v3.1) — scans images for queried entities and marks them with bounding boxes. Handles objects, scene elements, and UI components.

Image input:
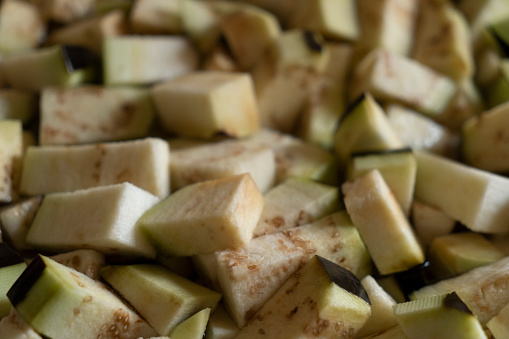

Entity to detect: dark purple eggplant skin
[0,243,24,268]
[489,27,509,57]
[334,92,367,132]
[7,255,45,307]
[303,30,324,53]
[317,255,371,305]
[350,147,413,158]
[60,45,98,72]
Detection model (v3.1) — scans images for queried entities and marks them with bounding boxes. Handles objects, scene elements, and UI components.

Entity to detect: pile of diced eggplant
[2,0,509,338]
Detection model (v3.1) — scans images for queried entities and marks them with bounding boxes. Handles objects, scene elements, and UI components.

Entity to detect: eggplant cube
[101,264,221,335]
[152,71,260,139]
[26,182,159,258]
[139,173,264,257]
[342,169,425,275]
[103,36,198,86]
[20,137,170,198]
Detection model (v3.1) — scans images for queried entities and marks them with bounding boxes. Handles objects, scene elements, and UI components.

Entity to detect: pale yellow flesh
[342,170,425,275]
[101,264,221,335]
[20,137,170,198]
[26,182,159,258]
[139,173,264,256]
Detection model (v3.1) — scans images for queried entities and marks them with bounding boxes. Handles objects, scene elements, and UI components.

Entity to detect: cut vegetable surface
[2,1,509,338]
[7,255,157,339]
[139,173,264,256]
[101,264,221,335]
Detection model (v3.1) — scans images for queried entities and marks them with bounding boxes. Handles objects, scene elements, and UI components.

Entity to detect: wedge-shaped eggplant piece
[234,255,371,338]
[139,174,264,257]
[0,196,41,251]
[213,211,371,328]
[101,264,221,335]
[0,89,37,124]
[429,232,504,278]
[221,6,280,70]
[413,1,473,82]
[0,244,27,318]
[355,0,418,61]
[348,149,416,216]
[411,200,456,248]
[395,292,487,339]
[333,93,404,168]
[356,276,398,338]
[8,255,157,338]
[289,0,359,41]
[414,150,509,233]
[342,170,425,275]
[487,301,509,338]
[0,308,42,339]
[47,9,127,54]
[130,0,182,34]
[205,303,240,339]
[51,249,106,280]
[26,182,159,258]
[40,86,154,146]
[20,137,170,198]
[462,101,509,172]
[245,128,339,184]
[170,308,211,339]
[0,45,97,92]
[386,105,459,158]
[0,0,45,54]
[0,120,23,203]
[103,36,198,86]
[290,212,373,279]
[253,178,340,236]
[152,71,260,139]
[411,256,509,325]
[214,232,308,328]
[252,30,329,133]
[350,49,457,117]
[170,138,275,193]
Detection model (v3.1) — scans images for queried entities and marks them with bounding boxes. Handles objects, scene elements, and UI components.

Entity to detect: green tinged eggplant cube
[7,255,158,338]
[394,292,487,339]
[101,264,221,335]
